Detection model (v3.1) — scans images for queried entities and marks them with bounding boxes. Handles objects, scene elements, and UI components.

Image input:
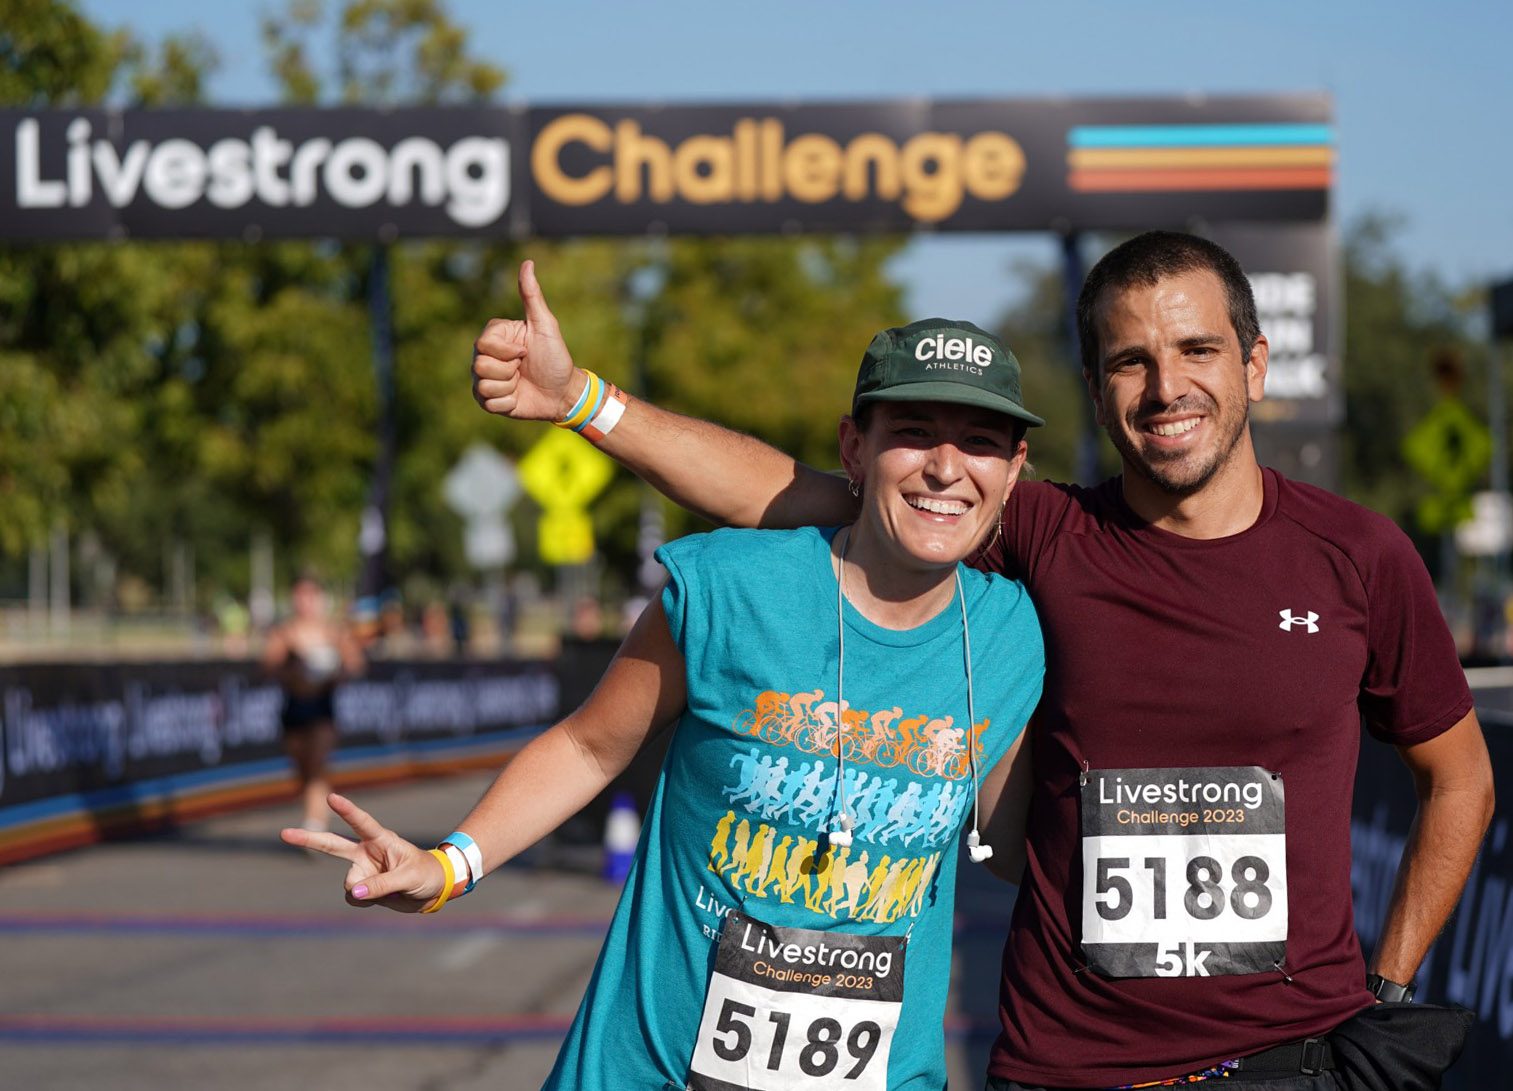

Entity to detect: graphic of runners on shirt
[706,814,942,924]
[701,688,982,924]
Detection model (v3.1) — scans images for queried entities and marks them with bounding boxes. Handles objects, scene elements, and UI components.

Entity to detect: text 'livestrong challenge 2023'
[689,911,906,1091]
[1079,766,1288,978]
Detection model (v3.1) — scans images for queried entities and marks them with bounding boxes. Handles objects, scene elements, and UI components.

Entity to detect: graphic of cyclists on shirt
[730,689,985,781]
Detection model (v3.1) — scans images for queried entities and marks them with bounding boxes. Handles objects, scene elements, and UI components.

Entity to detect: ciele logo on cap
[914,332,995,370]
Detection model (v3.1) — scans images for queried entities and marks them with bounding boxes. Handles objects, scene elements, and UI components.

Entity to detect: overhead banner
[524,97,1331,236]
[0,95,1330,240]
[0,107,519,240]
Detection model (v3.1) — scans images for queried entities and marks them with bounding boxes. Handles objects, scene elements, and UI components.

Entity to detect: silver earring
[848,478,861,498]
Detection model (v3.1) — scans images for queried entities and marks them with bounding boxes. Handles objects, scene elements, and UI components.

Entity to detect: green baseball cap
[852,317,1044,428]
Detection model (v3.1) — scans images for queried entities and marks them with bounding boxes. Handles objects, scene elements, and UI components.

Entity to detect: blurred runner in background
[263,575,364,834]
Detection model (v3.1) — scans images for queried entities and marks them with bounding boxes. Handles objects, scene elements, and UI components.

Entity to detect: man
[472,233,1494,1088]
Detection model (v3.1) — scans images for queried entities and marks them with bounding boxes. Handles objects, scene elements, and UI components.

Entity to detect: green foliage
[0,0,910,612]
[14,2,1476,616]
[260,0,504,106]
[0,1,243,585]
[991,255,1099,485]
[642,236,907,543]
[0,0,130,105]
[1339,213,1482,527]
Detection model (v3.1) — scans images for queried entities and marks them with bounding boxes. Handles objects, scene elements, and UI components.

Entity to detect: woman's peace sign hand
[281,793,445,912]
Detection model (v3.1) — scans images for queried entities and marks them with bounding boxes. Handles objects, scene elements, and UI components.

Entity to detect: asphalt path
[0,772,1014,1090]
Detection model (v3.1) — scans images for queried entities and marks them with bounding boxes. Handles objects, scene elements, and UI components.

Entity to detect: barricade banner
[0,659,560,864]
[1352,722,1513,1088]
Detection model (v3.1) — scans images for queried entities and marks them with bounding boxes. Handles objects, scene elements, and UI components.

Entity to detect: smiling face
[1087,268,1268,497]
[839,400,1027,572]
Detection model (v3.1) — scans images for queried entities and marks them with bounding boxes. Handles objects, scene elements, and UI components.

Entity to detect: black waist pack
[1327,1002,1475,1091]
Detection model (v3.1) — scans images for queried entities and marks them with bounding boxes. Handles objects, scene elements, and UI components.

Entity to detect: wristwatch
[1366,973,1416,1003]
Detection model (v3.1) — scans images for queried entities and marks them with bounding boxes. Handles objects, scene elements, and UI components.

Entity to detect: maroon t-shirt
[978,470,1472,1087]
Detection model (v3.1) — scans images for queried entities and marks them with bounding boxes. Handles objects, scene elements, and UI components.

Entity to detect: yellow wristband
[555,371,602,431]
[420,848,455,914]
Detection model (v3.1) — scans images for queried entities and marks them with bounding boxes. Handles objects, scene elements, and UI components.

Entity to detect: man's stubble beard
[1110,394,1251,498]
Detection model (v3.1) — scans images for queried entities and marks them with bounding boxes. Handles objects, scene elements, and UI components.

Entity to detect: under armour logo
[1278,609,1320,633]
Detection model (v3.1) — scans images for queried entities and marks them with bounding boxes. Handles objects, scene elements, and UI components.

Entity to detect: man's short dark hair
[1075,231,1260,374]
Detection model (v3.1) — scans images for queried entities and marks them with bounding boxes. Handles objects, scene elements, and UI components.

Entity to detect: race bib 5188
[1079,766,1287,978]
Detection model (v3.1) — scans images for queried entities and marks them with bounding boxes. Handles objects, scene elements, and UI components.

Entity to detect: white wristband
[443,831,484,894]
[580,385,628,443]
[439,843,470,897]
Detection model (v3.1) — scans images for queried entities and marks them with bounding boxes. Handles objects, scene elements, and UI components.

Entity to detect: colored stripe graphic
[0,1012,999,1046]
[1065,122,1332,194]
[0,1013,573,1045]
[1068,168,1332,193]
[0,909,1012,939]
[1068,124,1334,148]
[1067,146,1333,169]
[0,909,616,938]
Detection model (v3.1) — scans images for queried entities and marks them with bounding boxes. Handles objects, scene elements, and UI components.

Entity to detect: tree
[1339,213,1482,534]
[992,253,1104,487]
[0,1,960,617]
[633,237,906,544]
[0,0,218,595]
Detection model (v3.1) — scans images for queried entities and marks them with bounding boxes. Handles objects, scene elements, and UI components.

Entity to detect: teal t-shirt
[545,526,1044,1090]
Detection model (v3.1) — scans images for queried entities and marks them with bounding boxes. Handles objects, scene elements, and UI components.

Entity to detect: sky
[81,0,1513,325]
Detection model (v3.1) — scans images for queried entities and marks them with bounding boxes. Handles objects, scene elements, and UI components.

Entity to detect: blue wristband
[571,382,609,433]
[442,831,484,894]
[557,375,593,425]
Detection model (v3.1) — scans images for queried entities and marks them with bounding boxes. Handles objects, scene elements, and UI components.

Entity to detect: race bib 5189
[687,911,905,1091]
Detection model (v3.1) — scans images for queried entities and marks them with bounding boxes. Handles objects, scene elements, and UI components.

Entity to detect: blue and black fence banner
[1352,721,1511,1089]
[0,657,560,865]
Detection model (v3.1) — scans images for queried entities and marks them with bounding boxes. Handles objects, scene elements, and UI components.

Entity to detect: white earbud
[967,829,993,864]
[829,813,854,847]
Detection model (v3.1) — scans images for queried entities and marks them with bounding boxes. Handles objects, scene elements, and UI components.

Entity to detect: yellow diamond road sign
[518,430,617,565]
[518,429,616,511]
[538,508,596,566]
[1402,397,1493,534]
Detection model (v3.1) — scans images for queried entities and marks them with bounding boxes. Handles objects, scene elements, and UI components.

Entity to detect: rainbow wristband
[420,848,455,914]
[555,372,604,431]
[442,831,484,895]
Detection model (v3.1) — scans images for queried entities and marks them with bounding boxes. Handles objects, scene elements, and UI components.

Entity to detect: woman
[263,575,363,833]
[285,311,1045,1090]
